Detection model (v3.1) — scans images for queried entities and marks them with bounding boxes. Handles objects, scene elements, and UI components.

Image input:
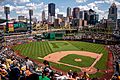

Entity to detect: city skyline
[0,0,120,21]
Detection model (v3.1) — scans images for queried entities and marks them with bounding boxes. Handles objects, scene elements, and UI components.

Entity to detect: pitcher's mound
[75,58,82,62]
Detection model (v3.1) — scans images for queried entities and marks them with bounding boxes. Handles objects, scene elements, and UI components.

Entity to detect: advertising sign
[8,23,14,32]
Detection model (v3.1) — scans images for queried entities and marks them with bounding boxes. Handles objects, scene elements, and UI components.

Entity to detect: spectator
[43,60,52,74]
[25,67,32,77]
[82,72,89,80]
[26,73,39,80]
[67,70,73,78]
[25,57,34,69]
[1,60,7,69]
[72,71,79,80]
[9,65,20,80]
[39,70,50,80]
[0,65,8,80]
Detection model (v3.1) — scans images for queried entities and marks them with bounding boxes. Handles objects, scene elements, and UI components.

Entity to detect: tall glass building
[48,3,55,24]
[72,7,80,19]
[48,3,55,16]
[67,7,71,17]
[108,3,117,22]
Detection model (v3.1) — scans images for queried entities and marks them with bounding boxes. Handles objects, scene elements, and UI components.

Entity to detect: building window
[111,8,115,14]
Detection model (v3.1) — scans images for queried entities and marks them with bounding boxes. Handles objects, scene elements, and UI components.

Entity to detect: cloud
[20,0,30,3]
[104,0,114,4]
[16,9,29,17]
[11,2,45,18]
[97,0,117,4]
[43,4,48,11]
[0,14,3,18]
[87,3,97,10]
[26,2,44,10]
[0,14,2,17]
[11,0,30,4]
[0,0,5,3]
[78,5,89,10]
[115,1,120,7]
[94,1,105,4]
[26,3,37,10]
[0,6,4,12]
[55,8,60,14]
[26,3,35,7]
[15,6,25,11]
[75,0,87,3]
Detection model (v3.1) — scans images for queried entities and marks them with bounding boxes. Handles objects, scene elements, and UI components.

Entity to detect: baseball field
[12,41,108,78]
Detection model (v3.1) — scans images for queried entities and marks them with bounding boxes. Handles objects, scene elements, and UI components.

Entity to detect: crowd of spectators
[63,33,113,41]
[109,45,120,61]
[108,45,120,80]
[82,33,113,40]
[4,35,35,46]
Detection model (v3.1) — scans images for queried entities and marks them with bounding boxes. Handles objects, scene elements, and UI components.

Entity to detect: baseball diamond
[12,41,108,77]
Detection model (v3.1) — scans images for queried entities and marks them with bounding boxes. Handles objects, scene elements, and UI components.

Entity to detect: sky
[0,0,120,21]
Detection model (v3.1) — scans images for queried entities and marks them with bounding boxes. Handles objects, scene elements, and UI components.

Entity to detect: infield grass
[60,54,95,67]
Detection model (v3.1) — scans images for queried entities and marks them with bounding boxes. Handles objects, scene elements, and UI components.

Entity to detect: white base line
[37,57,44,60]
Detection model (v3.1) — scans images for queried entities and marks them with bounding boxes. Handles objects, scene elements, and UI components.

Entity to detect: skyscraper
[48,3,55,16]
[84,10,89,21]
[42,10,45,21]
[79,11,84,20]
[88,9,99,25]
[108,3,117,22]
[67,7,71,17]
[48,3,55,24]
[72,7,80,19]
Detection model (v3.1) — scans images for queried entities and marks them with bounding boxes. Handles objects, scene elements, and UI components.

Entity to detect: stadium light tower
[29,9,33,33]
[4,6,10,33]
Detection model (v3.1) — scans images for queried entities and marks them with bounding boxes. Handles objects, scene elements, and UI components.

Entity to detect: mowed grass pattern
[13,42,53,59]
[69,41,105,53]
[49,41,79,52]
[12,41,108,72]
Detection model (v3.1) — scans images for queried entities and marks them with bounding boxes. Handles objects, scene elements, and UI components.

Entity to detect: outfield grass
[13,41,53,58]
[12,41,108,78]
[48,41,79,52]
[60,54,95,67]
